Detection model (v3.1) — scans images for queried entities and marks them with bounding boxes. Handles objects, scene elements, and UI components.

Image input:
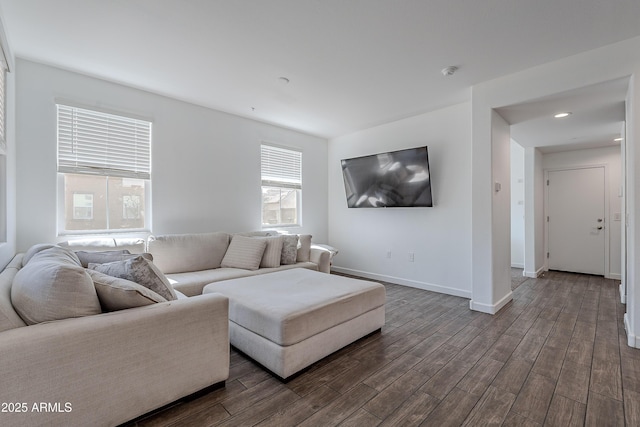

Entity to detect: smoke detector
[441,66,458,76]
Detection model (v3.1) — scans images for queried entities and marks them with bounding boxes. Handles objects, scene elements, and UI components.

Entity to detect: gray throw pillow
[280,235,299,265]
[87,270,167,312]
[12,247,101,325]
[75,250,153,268]
[89,256,177,301]
[220,235,268,270]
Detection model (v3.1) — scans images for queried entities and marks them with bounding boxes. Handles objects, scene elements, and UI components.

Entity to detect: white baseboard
[624,313,638,348]
[620,283,626,304]
[523,267,544,278]
[469,291,513,315]
[330,266,471,299]
[607,273,622,280]
[511,263,524,269]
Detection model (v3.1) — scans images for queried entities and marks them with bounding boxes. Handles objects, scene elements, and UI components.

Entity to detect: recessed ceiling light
[554,112,571,118]
[614,137,623,142]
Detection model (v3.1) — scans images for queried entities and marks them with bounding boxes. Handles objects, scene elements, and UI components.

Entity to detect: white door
[547,167,605,275]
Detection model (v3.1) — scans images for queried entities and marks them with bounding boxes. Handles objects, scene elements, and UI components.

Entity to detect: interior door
[548,167,605,275]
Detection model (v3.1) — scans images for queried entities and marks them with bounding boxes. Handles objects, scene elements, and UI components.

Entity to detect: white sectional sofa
[0,248,230,427]
[146,231,331,296]
[0,230,341,425]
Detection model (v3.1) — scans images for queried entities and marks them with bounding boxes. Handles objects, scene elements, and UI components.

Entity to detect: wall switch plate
[408,252,414,262]
[386,251,392,259]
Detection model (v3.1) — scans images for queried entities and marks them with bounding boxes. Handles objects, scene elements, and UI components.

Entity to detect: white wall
[328,102,472,297]
[524,147,545,277]
[0,14,16,269]
[15,60,328,250]
[510,140,525,268]
[542,146,622,279]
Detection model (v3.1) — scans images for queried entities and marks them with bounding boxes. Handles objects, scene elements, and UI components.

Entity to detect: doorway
[546,166,606,275]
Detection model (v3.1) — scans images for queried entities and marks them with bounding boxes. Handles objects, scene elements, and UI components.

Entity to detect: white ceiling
[1,0,639,144]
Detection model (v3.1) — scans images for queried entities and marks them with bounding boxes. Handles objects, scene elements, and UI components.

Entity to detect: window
[261,144,302,227]
[57,104,151,233]
[72,193,93,220]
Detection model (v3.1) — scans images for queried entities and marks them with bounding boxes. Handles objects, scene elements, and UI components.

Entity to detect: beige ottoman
[203,268,385,379]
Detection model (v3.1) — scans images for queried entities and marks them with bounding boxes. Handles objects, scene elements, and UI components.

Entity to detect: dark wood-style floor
[131,269,640,426]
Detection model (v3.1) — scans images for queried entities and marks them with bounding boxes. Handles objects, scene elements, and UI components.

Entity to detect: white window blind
[261,144,302,189]
[57,104,151,179]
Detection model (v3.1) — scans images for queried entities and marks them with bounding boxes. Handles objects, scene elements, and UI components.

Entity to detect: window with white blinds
[260,144,302,227]
[260,144,302,189]
[57,104,151,179]
[57,104,151,234]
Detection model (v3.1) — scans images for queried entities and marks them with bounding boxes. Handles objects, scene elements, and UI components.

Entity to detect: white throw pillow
[12,247,101,325]
[221,235,268,270]
[88,270,167,312]
[254,236,284,268]
[297,234,312,262]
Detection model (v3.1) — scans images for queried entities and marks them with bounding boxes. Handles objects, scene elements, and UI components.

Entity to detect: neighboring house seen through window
[57,104,151,233]
[261,144,302,227]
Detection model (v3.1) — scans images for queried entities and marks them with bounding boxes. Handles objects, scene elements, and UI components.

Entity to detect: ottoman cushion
[203,269,385,346]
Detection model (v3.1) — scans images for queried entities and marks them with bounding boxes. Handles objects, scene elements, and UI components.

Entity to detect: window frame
[260,143,302,228]
[56,103,152,235]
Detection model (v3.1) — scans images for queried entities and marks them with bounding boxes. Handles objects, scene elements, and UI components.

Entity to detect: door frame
[544,164,610,277]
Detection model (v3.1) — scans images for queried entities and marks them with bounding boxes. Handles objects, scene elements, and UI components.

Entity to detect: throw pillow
[87,270,167,312]
[255,236,284,268]
[280,235,299,265]
[220,235,268,270]
[22,243,61,267]
[12,247,101,325]
[75,250,153,268]
[75,249,144,268]
[297,234,312,262]
[89,256,177,301]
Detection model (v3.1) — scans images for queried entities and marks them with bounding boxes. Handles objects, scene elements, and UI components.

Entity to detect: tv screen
[341,146,433,208]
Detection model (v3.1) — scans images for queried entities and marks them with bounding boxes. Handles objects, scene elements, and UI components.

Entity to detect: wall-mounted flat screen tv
[341,146,433,208]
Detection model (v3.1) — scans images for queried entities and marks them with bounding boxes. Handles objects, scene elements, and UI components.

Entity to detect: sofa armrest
[0,293,229,427]
[310,247,331,274]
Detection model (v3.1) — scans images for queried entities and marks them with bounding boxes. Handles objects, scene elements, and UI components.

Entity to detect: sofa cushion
[87,269,167,312]
[12,247,101,325]
[76,250,153,268]
[220,235,267,271]
[167,268,263,297]
[147,232,230,274]
[0,255,27,332]
[22,243,58,267]
[59,237,117,251]
[256,236,283,268]
[280,235,299,265]
[89,256,177,301]
[297,234,312,262]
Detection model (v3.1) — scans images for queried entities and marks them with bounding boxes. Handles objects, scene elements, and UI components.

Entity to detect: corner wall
[15,59,329,250]
[328,102,472,297]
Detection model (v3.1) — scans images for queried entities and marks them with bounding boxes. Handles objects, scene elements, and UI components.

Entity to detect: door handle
[597,218,603,222]
[597,226,603,230]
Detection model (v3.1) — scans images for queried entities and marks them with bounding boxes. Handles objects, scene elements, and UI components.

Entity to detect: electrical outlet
[408,252,414,262]
[386,250,392,259]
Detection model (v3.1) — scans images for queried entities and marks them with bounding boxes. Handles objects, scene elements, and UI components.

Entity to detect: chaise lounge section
[204,268,386,379]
